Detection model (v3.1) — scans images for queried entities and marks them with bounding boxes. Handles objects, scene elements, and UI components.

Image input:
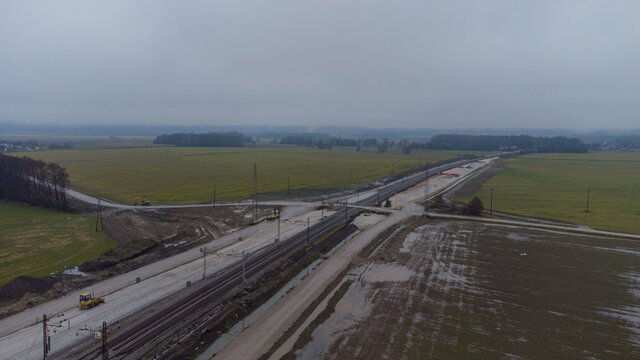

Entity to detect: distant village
[0,141,71,153]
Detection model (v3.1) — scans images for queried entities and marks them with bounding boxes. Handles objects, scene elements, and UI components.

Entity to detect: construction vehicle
[364,208,371,216]
[133,197,150,206]
[266,208,280,221]
[436,171,459,177]
[384,199,392,208]
[79,292,105,310]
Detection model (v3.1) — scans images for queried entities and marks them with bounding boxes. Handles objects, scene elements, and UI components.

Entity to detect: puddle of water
[400,231,420,253]
[268,279,348,360]
[507,233,531,242]
[294,260,420,358]
[620,272,640,300]
[164,240,187,248]
[295,280,374,360]
[598,306,640,346]
[548,310,568,317]
[361,263,416,283]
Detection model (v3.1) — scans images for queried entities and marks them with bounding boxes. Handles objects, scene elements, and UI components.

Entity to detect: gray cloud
[1,0,639,129]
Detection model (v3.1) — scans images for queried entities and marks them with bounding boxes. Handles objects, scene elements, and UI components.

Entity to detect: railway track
[76,154,497,359]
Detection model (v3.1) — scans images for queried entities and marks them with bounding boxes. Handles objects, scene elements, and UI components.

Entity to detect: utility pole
[321,199,324,219]
[202,245,207,280]
[357,184,360,202]
[252,163,258,223]
[102,321,109,360]
[490,188,494,216]
[213,184,216,207]
[207,250,248,285]
[276,215,280,242]
[344,201,348,222]
[95,199,102,232]
[585,188,591,213]
[242,250,246,286]
[43,313,49,360]
[306,218,310,246]
[424,161,430,199]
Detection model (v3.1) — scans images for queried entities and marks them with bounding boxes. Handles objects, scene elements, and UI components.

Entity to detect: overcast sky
[1,1,639,129]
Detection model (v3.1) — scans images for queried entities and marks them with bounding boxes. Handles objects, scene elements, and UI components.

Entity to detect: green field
[23,147,471,205]
[462,152,640,234]
[0,201,117,286]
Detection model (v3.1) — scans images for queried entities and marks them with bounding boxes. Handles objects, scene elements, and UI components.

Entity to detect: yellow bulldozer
[79,292,105,310]
[133,197,150,206]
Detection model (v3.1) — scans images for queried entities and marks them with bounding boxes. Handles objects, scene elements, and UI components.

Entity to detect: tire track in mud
[406,222,482,358]
[289,217,482,359]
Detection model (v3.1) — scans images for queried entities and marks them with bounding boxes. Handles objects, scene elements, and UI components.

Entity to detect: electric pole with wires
[252,163,258,223]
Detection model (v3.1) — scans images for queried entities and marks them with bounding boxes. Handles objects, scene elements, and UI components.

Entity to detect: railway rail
[75,154,497,359]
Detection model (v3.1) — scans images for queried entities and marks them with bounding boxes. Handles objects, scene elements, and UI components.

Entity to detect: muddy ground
[99,205,278,267]
[0,205,277,319]
[284,217,640,359]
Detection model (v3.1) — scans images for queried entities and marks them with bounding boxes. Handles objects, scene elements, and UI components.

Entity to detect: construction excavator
[133,197,150,206]
[79,292,105,310]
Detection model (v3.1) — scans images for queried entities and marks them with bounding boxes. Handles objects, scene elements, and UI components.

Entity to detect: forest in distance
[151,132,588,153]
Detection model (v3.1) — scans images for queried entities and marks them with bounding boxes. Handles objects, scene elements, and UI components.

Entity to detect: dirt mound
[0,276,57,302]
[79,258,120,273]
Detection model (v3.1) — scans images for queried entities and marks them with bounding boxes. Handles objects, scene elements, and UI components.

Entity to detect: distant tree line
[422,134,587,153]
[616,136,640,148]
[48,142,73,150]
[154,132,246,147]
[280,136,360,148]
[278,134,588,153]
[0,154,69,210]
[280,136,385,151]
[280,135,316,147]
